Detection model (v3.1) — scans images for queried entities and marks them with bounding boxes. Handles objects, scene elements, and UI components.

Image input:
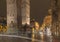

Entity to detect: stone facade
[6,0,17,28]
[6,0,18,34]
[51,0,60,36]
[21,0,30,25]
[6,0,30,34]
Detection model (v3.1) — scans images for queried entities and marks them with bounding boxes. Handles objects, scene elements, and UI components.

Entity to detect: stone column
[21,0,30,25]
[7,0,17,28]
[6,0,18,34]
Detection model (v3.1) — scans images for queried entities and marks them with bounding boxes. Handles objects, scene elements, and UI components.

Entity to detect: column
[6,0,18,34]
[7,0,17,28]
[21,0,30,25]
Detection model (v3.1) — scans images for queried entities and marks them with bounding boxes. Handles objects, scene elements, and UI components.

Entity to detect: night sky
[0,0,51,25]
[0,0,6,17]
[31,0,51,24]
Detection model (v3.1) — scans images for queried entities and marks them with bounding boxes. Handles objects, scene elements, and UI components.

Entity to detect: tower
[6,0,18,34]
[7,0,17,28]
[21,0,30,25]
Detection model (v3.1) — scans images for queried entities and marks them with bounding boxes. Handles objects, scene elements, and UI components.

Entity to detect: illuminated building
[6,0,30,33]
[50,0,60,36]
[6,0,30,27]
[7,0,17,28]
[21,0,30,25]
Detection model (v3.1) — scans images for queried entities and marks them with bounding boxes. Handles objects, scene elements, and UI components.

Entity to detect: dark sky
[31,0,51,24]
[0,0,6,17]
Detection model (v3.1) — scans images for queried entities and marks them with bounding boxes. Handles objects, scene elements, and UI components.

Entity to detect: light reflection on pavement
[0,32,60,42]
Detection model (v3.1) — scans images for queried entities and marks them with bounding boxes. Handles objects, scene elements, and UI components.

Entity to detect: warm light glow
[32,33,35,42]
[0,25,7,32]
[40,15,52,31]
[32,28,35,33]
[35,22,40,31]
[44,15,52,25]
[32,28,35,42]
[40,23,45,31]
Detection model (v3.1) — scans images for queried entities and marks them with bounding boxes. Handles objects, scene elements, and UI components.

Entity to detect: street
[0,33,60,42]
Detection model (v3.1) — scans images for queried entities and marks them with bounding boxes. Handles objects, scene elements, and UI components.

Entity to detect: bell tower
[7,0,17,28]
[6,0,18,34]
